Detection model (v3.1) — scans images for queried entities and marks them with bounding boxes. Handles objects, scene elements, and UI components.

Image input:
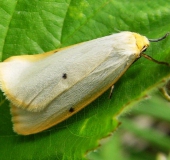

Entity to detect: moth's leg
[109,85,114,99]
[160,80,170,101]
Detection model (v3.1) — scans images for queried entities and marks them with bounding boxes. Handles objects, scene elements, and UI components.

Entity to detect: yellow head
[133,32,150,53]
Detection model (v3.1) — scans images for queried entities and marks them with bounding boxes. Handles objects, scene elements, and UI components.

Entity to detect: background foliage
[0,0,170,159]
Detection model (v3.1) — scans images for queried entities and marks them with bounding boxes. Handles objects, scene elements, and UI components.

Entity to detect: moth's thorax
[133,33,150,53]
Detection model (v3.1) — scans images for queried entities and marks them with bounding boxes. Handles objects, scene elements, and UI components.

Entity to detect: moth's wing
[11,49,133,135]
[11,103,70,135]
[10,32,140,135]
[0,49,59,111]
[0,34,127,112]
[0,32,140,114]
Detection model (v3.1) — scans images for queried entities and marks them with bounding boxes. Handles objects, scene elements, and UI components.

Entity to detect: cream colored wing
[0,32,145,135]
[0,32,139,112]
[8,32,143,135]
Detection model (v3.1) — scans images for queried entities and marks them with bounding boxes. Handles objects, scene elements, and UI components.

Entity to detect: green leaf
[121,81,170,152]
[0,0,170,159]
[88,77,170,160]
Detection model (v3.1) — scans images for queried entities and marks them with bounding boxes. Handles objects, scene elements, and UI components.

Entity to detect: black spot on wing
[69,107,74,112]
[62,73,67,79]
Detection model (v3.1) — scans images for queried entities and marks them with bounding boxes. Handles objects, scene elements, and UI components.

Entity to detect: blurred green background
[87,80,170,160]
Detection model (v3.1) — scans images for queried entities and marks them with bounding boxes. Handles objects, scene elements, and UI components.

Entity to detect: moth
[0,31,169,135]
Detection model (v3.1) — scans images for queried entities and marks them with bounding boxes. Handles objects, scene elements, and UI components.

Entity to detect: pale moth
[0,31,169,135]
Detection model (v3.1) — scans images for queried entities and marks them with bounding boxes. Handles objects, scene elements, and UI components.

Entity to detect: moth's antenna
[141,32,170,66]
[148,32,169,42]
[141,53,170,66]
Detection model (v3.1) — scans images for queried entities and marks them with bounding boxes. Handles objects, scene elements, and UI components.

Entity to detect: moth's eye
[142,48,147,52]
[142,46,147,52]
